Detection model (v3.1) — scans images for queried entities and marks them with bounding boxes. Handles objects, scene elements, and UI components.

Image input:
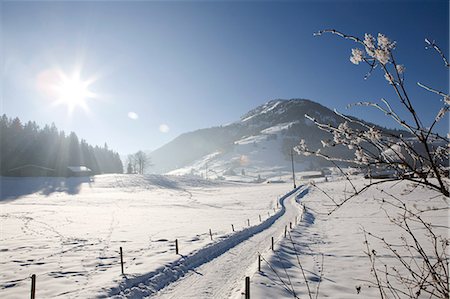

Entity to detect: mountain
[149,99,402,180]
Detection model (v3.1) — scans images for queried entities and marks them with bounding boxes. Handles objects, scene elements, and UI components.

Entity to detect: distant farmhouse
[8,164,55,177]
[67,166,92,177]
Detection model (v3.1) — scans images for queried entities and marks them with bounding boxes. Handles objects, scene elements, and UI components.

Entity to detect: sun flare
[53,71,97,114]
[37,67,98,115]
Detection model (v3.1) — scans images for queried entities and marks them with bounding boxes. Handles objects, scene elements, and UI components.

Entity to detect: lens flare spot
[128,112,139,120]
[240,155,249,166]
[159,124,170,133]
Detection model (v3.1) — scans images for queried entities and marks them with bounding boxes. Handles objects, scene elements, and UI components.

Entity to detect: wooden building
[8,164,55,177]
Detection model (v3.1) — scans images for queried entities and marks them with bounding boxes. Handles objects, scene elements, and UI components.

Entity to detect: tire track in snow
[106,186,307,298]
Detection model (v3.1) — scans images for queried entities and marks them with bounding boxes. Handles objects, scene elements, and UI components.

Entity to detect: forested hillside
[0,115,123,176]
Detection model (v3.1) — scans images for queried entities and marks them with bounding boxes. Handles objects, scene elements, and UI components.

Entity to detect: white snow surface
[260,122,298,135]
[0,174,296,298]
[110,186,304,298]
[234,135,268,146]
[240,100,283,123]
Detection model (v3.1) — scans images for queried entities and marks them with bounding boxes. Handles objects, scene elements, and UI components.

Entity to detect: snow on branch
[425,38,450,68]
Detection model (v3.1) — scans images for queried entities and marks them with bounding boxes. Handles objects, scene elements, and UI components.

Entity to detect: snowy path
[155,187,304,299]
[110,186,305,298]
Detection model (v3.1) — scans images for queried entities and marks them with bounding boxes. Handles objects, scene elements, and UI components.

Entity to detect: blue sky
[1,0,448,155]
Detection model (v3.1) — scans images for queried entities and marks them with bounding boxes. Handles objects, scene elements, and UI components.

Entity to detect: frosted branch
[417,82,449,98]
[425,38,450,68]
[314,29,364,45]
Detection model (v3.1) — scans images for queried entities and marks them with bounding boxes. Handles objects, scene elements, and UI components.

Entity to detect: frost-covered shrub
[296,30,449,197]
[296,30,449,298]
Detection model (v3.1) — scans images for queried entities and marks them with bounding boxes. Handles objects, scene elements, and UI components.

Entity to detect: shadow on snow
[0,176,92,201]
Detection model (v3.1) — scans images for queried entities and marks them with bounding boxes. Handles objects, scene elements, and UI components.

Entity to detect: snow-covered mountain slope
[167,120,307,181]
[149,99,404,180]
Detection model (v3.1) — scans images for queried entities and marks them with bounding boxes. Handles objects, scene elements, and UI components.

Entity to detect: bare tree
[127,151,152,174]
[296,30,449,298]
[134,150,152,174]
[126,154,137,174]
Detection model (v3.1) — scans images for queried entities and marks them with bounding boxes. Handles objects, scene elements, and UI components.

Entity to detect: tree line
[0,114,123,176]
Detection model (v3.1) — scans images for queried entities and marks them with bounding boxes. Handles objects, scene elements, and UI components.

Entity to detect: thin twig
[425,38,450,68]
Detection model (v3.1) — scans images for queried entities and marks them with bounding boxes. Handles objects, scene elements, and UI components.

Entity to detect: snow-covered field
[252,179,449,298]
[0,174,294,298]
[1,174,447,298]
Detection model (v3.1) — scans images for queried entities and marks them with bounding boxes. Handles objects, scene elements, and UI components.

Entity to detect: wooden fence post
[271,237,274,251]
[284,225,287,238]
[245,276,250,299]
[209,229,213,241]
[120,247,124,275]
[30,274,36,299]
[258,254,261,272]
[175,239,179,255]
[247,219,250,227]
[259,215,262,222]
[231,224,235,232]
[290,222,292,229]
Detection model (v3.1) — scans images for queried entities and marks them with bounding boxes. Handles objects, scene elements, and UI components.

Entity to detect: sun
[52,70,97,114]
[37,66,98,115]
